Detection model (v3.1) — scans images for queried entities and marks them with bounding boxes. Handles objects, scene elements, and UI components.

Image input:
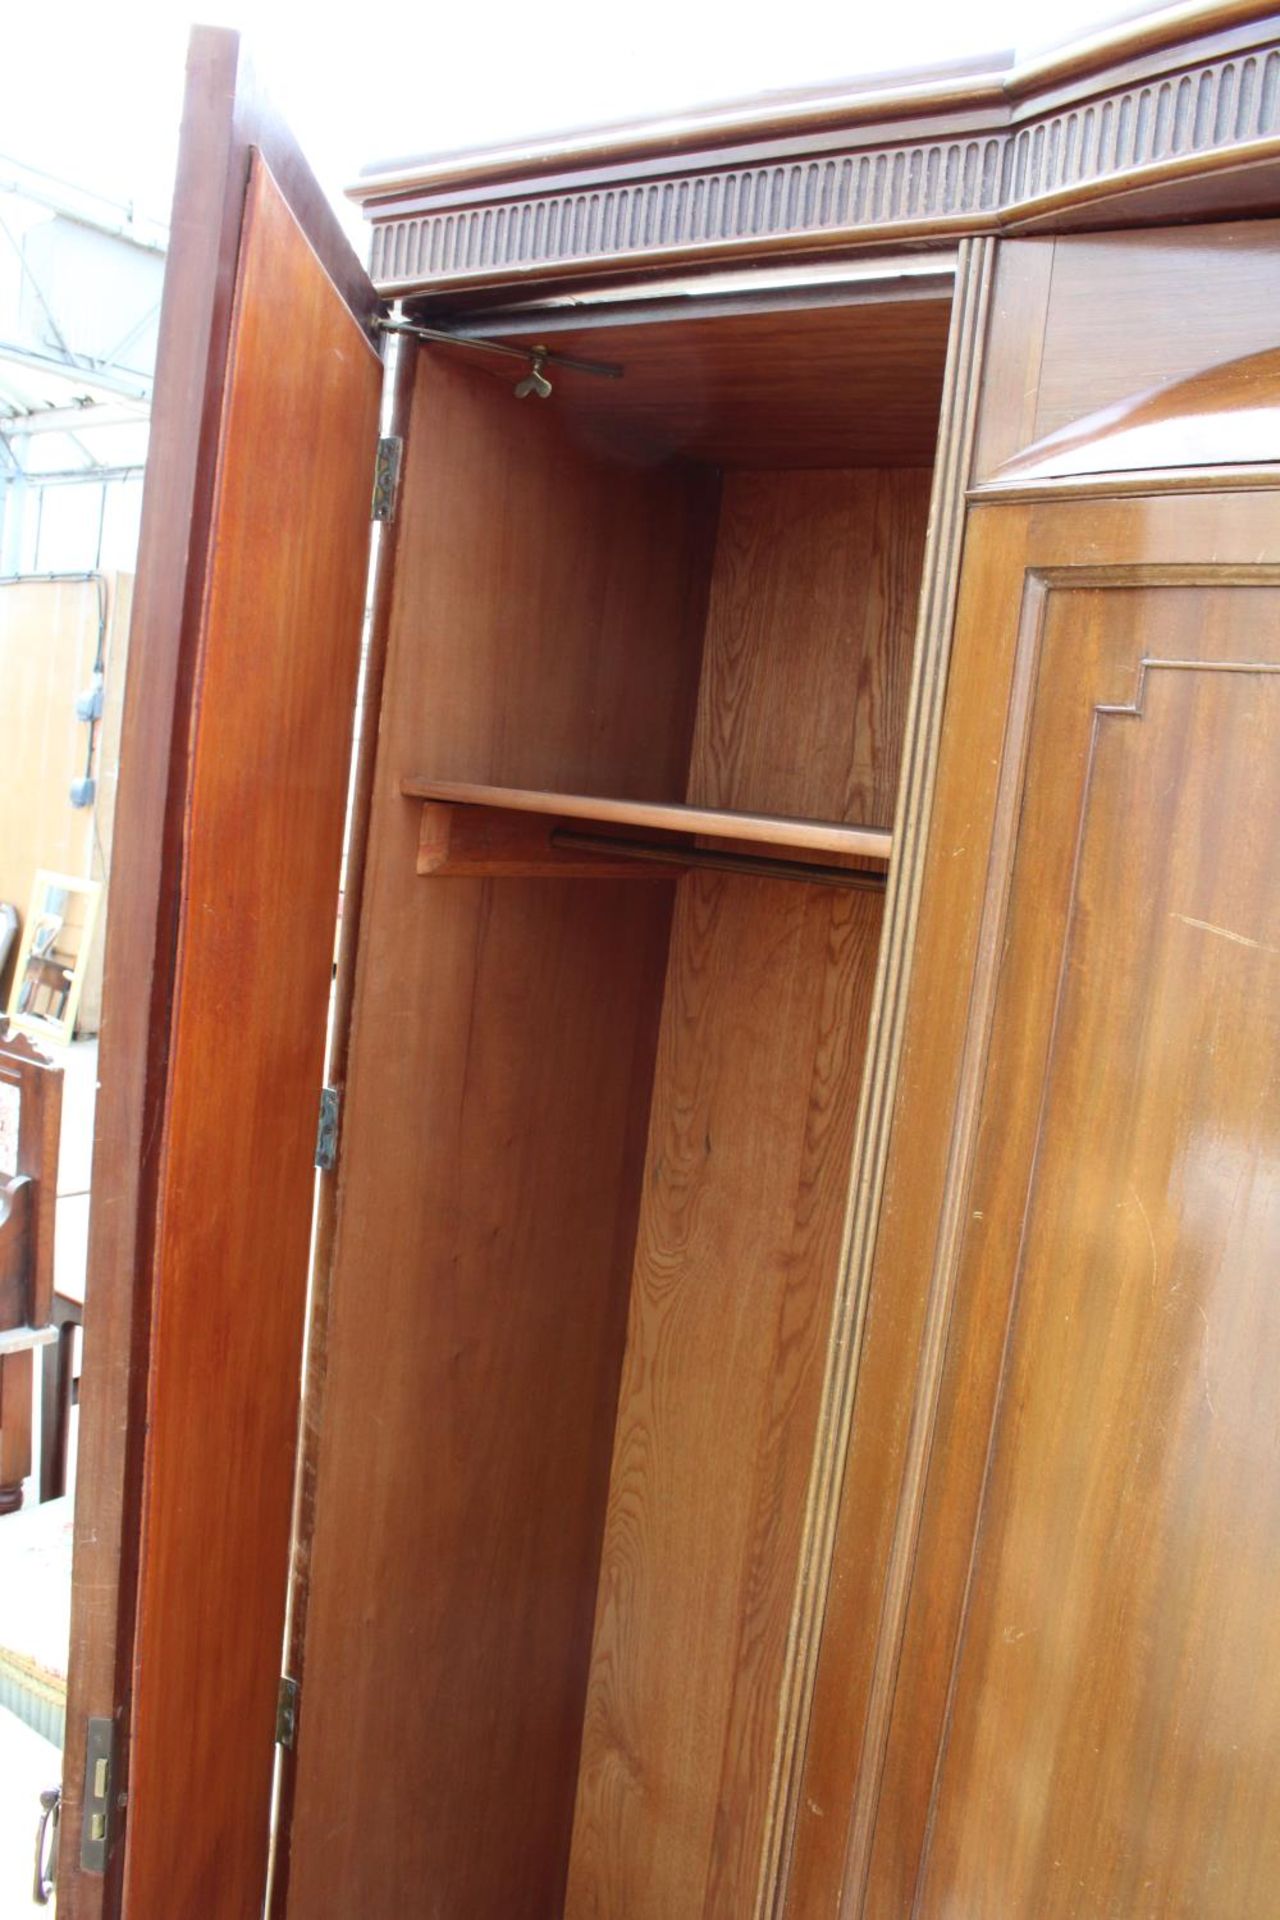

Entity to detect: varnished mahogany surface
[793,491,1280,1918]
[59,29,382,1914]
[358,6,1280,204]
[566,467,927,1916]
[972,220,1280,482]
[916,535,1280,1920]
[121,160,381,1918]
[286,349,717,1919]
[986,345,1280,486]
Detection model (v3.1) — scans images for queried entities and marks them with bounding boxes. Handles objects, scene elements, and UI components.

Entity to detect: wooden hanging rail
[401,777,894,864]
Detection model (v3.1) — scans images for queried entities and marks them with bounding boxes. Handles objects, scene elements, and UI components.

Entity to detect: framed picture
[6,870,102,1047]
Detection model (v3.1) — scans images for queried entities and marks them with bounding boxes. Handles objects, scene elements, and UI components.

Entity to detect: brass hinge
[315,1085,340,1172]
[80,1716,115,1873]
[371,435,403,523]
[276,1675,300,1750]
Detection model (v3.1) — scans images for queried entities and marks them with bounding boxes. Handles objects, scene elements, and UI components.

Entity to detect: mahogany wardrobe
[59,7,1280,1915]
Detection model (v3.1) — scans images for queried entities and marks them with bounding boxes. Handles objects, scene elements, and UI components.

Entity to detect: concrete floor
[0,1033,97,1910]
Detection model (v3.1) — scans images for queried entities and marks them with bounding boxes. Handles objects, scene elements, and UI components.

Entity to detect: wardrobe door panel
[909,535,1280,1918]
[61,30,382,1911]
[826,491,1280,1918]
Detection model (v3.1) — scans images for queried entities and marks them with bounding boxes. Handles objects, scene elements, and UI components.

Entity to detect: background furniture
[6,873,102,1050]
[39,1293,81,1506]
[0,1023,62,1514]
[0,903,18,1006]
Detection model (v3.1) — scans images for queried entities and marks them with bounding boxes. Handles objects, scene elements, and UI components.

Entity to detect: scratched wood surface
[565,466,926,1915]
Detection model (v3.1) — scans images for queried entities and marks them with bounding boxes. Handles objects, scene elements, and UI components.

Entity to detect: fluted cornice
[349,4,1280,297]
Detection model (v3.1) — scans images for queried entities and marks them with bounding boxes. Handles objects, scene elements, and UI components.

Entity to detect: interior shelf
[401,777,894,866]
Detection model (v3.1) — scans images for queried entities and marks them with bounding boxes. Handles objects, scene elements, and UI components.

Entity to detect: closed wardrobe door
[798,482,1280,1918]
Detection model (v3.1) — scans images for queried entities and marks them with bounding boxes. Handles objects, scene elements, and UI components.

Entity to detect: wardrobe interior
[284,271,956,1916]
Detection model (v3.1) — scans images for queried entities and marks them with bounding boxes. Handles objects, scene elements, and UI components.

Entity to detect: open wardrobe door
[58,29,383,1918]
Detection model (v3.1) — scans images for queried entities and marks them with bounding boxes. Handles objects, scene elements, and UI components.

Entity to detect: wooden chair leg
[39,1298,82,1503]
[0,1349,33,1513]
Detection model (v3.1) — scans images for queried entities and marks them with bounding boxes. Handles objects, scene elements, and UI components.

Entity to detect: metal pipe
[378,317,623,380]
[551,829,889,890]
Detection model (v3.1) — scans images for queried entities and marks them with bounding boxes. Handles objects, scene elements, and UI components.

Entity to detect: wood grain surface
[565,462,926,1915]
[414,799,686,878]
[359,9,1280,298]
[267,320,420,1920]
[566,873,881,1918]
[691,470,930,830]
[402,777,896,859]
[121,157,381,1918]
[285,347,717,1919]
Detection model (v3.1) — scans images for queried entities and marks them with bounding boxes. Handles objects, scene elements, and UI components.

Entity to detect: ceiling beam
[0,397,150,435]
[0,460,144,487]
[0,338,152,402]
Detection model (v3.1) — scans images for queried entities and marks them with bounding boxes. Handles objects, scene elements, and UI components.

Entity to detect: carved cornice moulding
[353,4,1280,295]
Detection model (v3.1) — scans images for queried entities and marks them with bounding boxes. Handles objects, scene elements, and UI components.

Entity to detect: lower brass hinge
[276,1675,300,1750]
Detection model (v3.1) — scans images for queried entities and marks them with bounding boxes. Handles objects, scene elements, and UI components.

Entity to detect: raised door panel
[910,582,1280,1914]
[823,492,1280,1917]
